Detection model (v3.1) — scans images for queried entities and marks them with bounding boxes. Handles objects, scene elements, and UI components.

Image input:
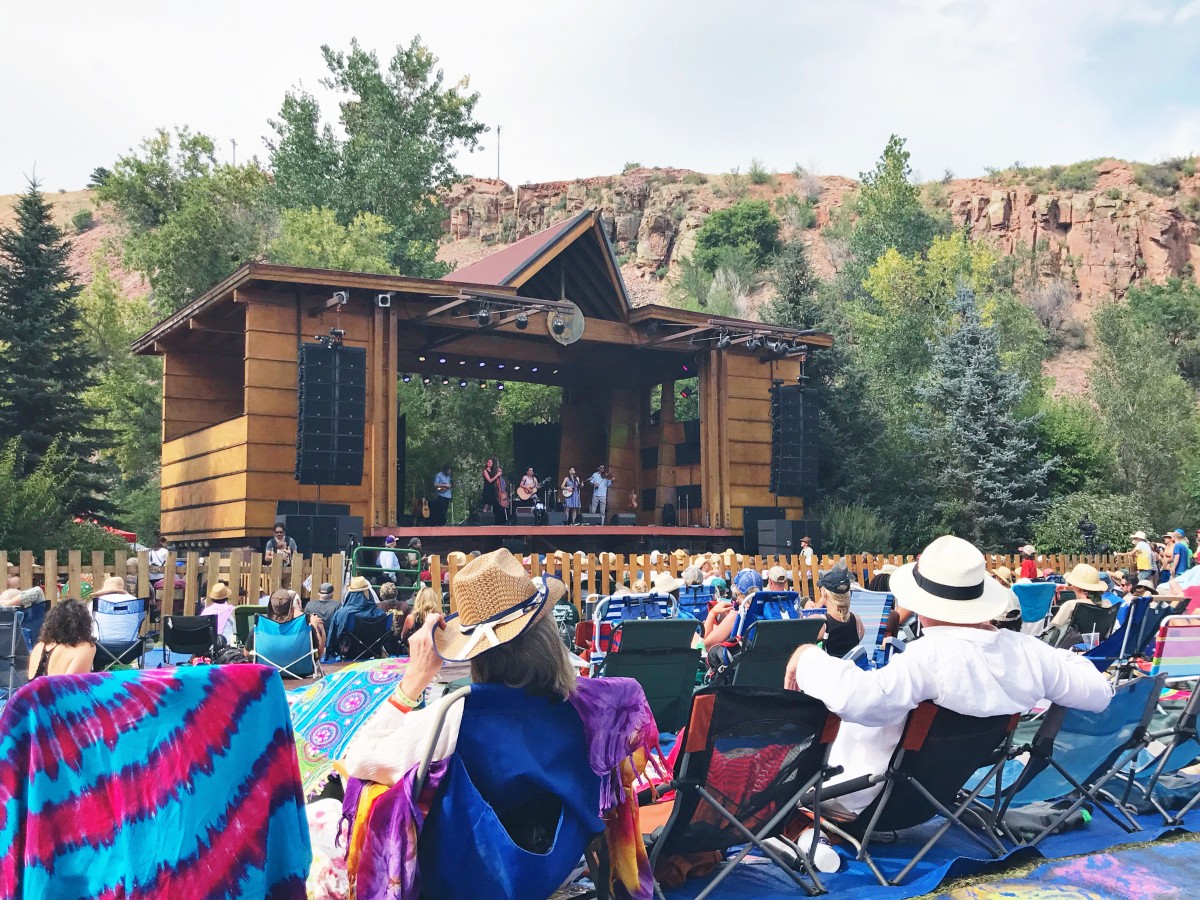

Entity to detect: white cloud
[1175,0,1200,23]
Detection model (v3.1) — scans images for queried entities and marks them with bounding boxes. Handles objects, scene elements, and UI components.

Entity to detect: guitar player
[561,467,582,525]
[430,464,452,526]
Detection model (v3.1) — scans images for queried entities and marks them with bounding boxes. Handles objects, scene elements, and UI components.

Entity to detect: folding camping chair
[92,596,147,671]
[597,618,700,733]
[1012,582,1056,635]
[19,601,45,651]
[990,674,1165,846]
[677,584,715,620]
[589,593,672,673]
[0,608,28,712]
[233,604,261,648]
[410,684,605,900]
[640,686,842,898]
[1148,615,1200,681]
[1085,597,1176,672]
[814,702,1018,886]
[339,615,390,661]
[1115,683,1200,825]
[160,615,218,666]
[1069,602,1120,645]
[847,589,896,669]
[252,615,321,679]
[730,619,824,689]
[749,590,802,621]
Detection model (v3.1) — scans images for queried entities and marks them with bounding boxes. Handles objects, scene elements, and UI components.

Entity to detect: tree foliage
[267,207,398,273]
[761,240,818,329]
[1035,398,1115,497]
[691,200,781,274]
[1034,491,1152,554]
[267,38,486,277]
[0,180,107,514]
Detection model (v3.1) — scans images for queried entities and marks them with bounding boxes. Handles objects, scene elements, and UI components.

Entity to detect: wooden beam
[652,325,711,346]
[187,319,243,336]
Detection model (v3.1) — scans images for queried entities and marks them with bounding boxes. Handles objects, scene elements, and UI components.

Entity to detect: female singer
[482,457,501,518]
[561,467,582,525]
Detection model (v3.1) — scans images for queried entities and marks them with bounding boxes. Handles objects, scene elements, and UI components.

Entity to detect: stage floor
[367,524,735,553]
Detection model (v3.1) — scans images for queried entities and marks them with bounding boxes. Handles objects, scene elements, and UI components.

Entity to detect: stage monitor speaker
[295,343,367,486]
[769,384,819,498]
[581,513,603,526]
[546,510,567,526]
[610,513,636,526]
[512,508,536,527]
[661,503,677,527]
[276,500,351,517]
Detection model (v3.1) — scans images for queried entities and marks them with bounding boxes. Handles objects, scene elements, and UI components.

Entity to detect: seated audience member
[993,588,1023,632]
[27,599,97,678]
[249,588,326,660]
[199,582,236,643]
[783,535,1112,838]
[766,565,790,593]
[866,563,895,594]
[1104,570,1130,603]
[702,569,763,671]
[652,571,684,604]
[325,576,385,659]
[0,575,45,608]
[681,566,704,589]
[401,586,444,648]
[991,566,1013,589]
[1048,563,1111,630]
[812,563,865,657]
[377,535,402,584]
[305,582,342,634]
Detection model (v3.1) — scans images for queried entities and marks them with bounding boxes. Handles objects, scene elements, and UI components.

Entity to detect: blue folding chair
[847,590,895,669]
[252,615,320,679]
[677,584,715,620]
[1012,582,1055,635]
[988,675,1164,845]
[92,596,147,671]
[748,590,802,623]
[1115,685,1200,824]
[1085,597,1176,672]
[0,608,28,712]
[590,592,671,673]
[20,601,46,652]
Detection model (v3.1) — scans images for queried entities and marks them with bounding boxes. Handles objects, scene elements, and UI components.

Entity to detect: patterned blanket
[288,658,408,799]
[0,665,310,899]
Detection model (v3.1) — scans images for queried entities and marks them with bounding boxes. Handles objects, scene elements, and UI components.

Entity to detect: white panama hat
[889,535,1010,625]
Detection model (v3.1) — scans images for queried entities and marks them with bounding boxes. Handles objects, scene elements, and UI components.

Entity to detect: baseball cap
[318,582,334,595]
[818,562,852,594]
[384,535,397,545]
[733,569,763,595]
[767,565,789,583]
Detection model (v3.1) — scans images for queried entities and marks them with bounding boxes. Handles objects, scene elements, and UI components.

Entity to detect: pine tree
[762,239,819,330]
[909,285,1052,549]
[0,180,107,513]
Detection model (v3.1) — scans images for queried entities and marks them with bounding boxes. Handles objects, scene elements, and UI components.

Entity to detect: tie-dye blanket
[0,665,310,899]
[288,658,408,798]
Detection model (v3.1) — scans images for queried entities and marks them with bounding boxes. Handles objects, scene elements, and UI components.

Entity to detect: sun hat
[817,563,851,594]
[1108,570,1128,583]
[653,572,685,594]
[992,566,1013,588]
[997,588,1022,621]
[1017,544,1035,555]
[767,565,789,584]
[1131,531,1148,541]
[873,563,898,576]
[348,575,372,593]
[1135,579,1159,595]
[206,582,231,602]
[94,575,129,596]
[800,536,812,544]
[435,549,565,662]
[1064,563,1107,594]
[889,536,1011,625]
[733,569,763,596]
[681,566,704,586]
[318,582,334,596]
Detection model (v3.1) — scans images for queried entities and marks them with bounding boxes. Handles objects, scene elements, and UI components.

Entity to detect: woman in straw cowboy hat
[1048,563,1112,630]
[336,549,660,899]
[783,535,1111,826]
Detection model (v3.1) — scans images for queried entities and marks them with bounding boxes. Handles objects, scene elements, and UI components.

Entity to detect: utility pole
[231,138,238,166]
[496,125,501,181]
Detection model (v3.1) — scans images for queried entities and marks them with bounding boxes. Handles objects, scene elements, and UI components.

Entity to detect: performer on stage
[518,467,539,509]
[561,467,582,525]
[481,457,502,523]
[430,464,452,526]
[589,465,612,521]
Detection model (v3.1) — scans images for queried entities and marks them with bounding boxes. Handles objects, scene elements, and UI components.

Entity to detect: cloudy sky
[2,0,1199,194]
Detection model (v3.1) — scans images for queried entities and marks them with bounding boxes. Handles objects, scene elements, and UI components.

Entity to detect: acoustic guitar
[422,496,430,519]
[516,477,552,502]
[561,479,577,499]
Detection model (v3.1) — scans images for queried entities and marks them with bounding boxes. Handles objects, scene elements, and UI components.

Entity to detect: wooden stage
[367,524,734,553]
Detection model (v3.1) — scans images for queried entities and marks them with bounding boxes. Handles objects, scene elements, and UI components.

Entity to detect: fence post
[329,554,345,600]
[183,552,200,615]
[572,554,584,612]
[43,550,59,604]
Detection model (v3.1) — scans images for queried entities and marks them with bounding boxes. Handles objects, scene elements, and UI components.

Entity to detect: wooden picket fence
[8,548,1127,616]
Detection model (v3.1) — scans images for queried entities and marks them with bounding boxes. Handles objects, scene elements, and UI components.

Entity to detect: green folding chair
[731,619,825,689]
[233,605,261,648]
[599,619,701,733]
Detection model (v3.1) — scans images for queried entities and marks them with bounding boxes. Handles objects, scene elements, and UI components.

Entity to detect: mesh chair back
[849,703,1017,835]
[1069,603,1120,641]
[655,686,838,856]
[1086,598,1176,670]
[162,616,218,663]
[739,592,802,635]
[19,601,46,650]
[677,585,715,620]
[849,589,894,668]
[233,605,260,647]
[253,615,315,678]
[340,615,389,661]
[0,608,29,708]
[1012,583,1056,623]
[93,597,146,643]
[590,593,672,671]
[599,619,700,733]
[1008,675,1162,807]
[1149,616,1200,678]
[731,619,824,689]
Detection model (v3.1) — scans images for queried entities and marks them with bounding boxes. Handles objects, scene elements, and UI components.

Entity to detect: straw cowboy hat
[207,582,231,602]
[447,551,468,567]
[94,575,129,597]
[435,549,565,662]
[992,566,1013,588]
[889,536,1010,625]
[348,575,372,593]
[1064,563,1106,595]
[653,571,685,594]
[1130,531,1148,541]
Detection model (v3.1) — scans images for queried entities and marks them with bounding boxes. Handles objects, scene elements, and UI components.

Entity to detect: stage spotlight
[417,356,426,362]
[679,387,692,399]
[513,365,521,371]
[551,315,566,335]
[769,340,787,354]
[530,366,539,373]
[331,290,349,306]
[458,379,468,388]
[746,336,763,351]
[515,313,529,330]
[441,376,450,386]
[479,361,486,368]
[476,306,491,326]
[497,363,505,369]
[716,333,731,350]
[681,363,690,374]
[438,357,447,364]
[458,359,466,365]
[552,368,559,375]
[401,373,412,383]
[478,380,487,388]
[422,376,432,385]
[496,382,506,391]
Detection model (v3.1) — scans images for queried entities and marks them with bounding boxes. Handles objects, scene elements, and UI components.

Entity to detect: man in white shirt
[377,535,402,584]
[588,465,612,520]
[785,534,1113,819]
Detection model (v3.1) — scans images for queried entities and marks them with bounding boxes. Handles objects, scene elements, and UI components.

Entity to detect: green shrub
[747,158,775,186]
[1133,158,1192,195]
[1033,491,1151,554]
[775,193,816,229]
[1181,196,1200,225]
[72,209,95,233]
[692,199,781,273]
[551,196,567,211]
[1104,187,1122,201]
[654,265,668,280]
[1047,160,1099,191]
[682,172,707,185]
[817,501,894,554]
[719,168,749,199]
[622,161,642,174]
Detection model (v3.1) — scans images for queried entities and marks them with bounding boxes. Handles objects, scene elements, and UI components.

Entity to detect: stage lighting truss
[430,290,579,332]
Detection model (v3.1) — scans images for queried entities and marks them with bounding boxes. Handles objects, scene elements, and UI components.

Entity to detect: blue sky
[1,0,1198,194]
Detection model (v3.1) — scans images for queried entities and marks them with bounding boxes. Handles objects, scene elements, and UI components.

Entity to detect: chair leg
[1028,751,1144,846]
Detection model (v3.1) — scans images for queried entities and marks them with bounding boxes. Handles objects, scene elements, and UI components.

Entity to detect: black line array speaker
[295,343,367,486]
[770,384,819,498]
[279,514,362,556]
